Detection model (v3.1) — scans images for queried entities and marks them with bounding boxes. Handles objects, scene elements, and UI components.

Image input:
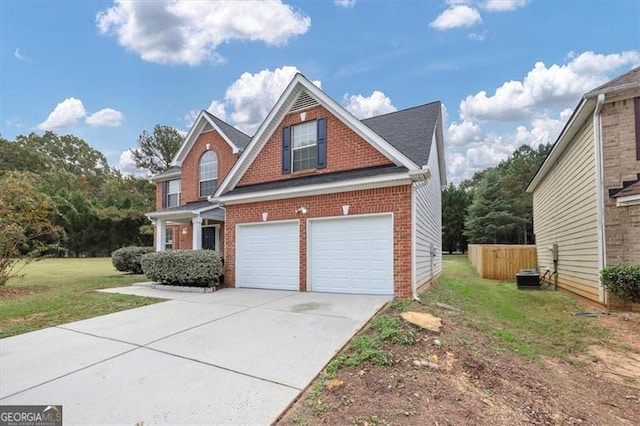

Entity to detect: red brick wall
[155,130,239,207]
[224,185,413,298]
[238,105,393,187]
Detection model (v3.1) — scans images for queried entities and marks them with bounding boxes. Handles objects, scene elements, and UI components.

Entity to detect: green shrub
[111,246,154,274]
[141,250,223,287]
[601,264,640,303]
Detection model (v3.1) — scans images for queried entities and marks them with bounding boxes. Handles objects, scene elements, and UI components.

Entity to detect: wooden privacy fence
[468,244,537,280]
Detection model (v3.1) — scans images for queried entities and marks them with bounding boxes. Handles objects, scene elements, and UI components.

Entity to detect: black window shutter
[282,126,291,174]
[161,181,168,208]
[317,118,327,169]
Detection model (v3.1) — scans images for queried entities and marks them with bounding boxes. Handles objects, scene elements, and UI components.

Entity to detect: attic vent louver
[290,91,319,112]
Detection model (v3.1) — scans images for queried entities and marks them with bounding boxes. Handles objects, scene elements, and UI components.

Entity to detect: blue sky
[1,0,638,182]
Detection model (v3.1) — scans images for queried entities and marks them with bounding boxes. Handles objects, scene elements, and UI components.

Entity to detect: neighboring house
[527,67,640,307]
[147,73,446,298]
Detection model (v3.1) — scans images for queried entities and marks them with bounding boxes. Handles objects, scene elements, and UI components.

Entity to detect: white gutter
[212,172,413,205]
[616,194,640,207]
[592,93,606,303]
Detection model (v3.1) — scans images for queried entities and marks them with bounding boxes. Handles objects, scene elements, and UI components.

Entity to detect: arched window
[199,151,218,197]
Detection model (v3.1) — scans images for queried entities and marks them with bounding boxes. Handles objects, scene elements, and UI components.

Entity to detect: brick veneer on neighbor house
[224,185,413,298]
[602,98,640,266]
[238,105,393,187]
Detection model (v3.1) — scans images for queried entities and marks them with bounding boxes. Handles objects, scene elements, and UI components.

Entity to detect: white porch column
[155,219,166,252]
[192,216,203,250]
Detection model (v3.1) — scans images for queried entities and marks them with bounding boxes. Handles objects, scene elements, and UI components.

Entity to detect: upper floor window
[199,151,218,197]
[162,179,181,208]
[282,118,326,174]
[292,121,318,172]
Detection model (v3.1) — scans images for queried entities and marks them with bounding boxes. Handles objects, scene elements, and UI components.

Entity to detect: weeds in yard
[389,299,414,312]
[370,314,416,345]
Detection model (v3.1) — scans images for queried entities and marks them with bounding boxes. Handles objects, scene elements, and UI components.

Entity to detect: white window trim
[167,179,181,208]
[199,151,219,197]
[292,121,317,173]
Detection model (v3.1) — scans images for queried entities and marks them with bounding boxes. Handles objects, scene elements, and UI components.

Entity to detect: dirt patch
[7,312,46,324]
[0,285,48,299]
[278,308,640,426]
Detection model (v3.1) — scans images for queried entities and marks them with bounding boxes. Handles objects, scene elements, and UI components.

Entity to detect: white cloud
[334,0,356,7]
[14,48,29,61]
[445,108,572,183]
[37,98,86,130]
[483,0,528,12]
[86,108,124,127]
[97,0,311,66]
[343,91,397,119]
[117,149,148,176]
[447,120,483,146]
[203,66,320,134]
[206,100,227,121]
[429,5,482,30]
[460,50,640,121]
[468,31,487,41]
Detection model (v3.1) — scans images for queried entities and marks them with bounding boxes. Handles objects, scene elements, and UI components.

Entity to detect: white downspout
[593,93,606,303]
[411,184,418,300]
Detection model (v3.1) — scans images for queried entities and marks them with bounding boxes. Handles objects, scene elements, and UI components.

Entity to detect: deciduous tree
[130,125,183,174]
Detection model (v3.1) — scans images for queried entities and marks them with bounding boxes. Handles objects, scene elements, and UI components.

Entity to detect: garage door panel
[309,215,393,295]
[236,222,299,291]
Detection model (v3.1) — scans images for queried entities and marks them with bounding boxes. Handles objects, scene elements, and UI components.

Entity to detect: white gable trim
[171,111,240,167]
[434,113,447,188]
[214,74,419,197]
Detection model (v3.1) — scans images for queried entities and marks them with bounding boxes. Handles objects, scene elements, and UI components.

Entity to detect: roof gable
[171,111,250,167]
[214,73,422,197]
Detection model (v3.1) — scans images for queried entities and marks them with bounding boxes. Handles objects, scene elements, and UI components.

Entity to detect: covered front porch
[146,201,225,253]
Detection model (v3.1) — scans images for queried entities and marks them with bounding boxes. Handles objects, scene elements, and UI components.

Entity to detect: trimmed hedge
[111,246,154,274]
[601,264,640,303]
[141,250,223,287]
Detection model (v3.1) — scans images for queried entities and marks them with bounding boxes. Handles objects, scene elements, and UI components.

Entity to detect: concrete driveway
[0,286,390,425]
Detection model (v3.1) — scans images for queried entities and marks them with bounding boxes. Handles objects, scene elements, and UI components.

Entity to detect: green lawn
[0,258,161,338]
[424,255,610,358]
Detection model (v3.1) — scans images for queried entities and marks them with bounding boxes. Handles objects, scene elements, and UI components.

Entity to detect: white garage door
[236,221,299,291]
[309,214,394,295]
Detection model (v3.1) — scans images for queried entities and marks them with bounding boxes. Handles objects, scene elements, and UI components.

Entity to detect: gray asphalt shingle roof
[225,165,408,196]
[362,101,441,167]
[203,110,251,149]
[159,200,216,213]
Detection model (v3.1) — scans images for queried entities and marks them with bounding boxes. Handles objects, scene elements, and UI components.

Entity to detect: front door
[202,227,216,250]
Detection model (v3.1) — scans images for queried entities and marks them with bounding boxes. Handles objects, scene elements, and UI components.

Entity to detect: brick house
[527,66,640,308]
[147,73,446,298]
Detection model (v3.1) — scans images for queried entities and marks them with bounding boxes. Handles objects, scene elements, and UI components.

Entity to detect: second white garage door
[236,221,299,291]
[308,214,394,295]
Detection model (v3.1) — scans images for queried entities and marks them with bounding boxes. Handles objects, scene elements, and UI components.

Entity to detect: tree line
[442,143,552,253]
[0,125,184,258]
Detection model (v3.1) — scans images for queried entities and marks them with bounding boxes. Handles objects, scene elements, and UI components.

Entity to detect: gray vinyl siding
[532,121,600,301]
[414,133,442,287]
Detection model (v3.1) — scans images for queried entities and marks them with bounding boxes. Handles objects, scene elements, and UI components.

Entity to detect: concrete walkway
[0,286,390,425]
